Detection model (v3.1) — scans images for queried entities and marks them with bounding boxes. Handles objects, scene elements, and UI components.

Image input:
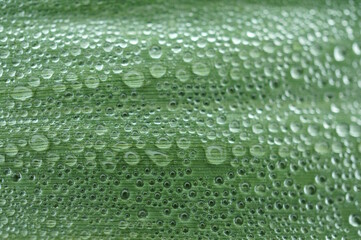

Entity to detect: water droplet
[149,45,162,59]
[46,220,57,228]
[352,42,361,55]
[290,67,302,80]
[349,214,361,227]
[41,69,54,79]
[176,137,190,150]
[205,145,225,165]
[232,145,246,157]
[65,155,77,167]
[28,76,41,87]
[334,46,346,62]
[123,151,140,165]
[123,70,144,88]
[336,123,349,137]
[150,64,166,78]
[314,142,329,155]
[30,134,49,152]
[145,150,171,167]
[11,86,33,101]
[250,145,265,157]
[304,184,317,195]
[175,68,190,82]
[5,143,18,157]
[192,62,210,76]
[155,136,172,149]
[85,76,99,89]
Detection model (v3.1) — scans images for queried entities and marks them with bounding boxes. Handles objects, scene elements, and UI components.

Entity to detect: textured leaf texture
[0,0,361,239]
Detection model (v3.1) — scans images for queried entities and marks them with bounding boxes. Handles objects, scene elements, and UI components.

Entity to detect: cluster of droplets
[0,0,361,239]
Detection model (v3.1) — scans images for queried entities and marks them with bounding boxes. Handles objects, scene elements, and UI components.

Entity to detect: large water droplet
[85,76,100,89]
[11,86,33,101]
[349,214,361,227]
[192,62,210,76]
[123,70,144,88]
[30,134,49,152]
[205,145,225,165]
[145,150,171,167]
[150,64,166,78]
[123,151,140,165]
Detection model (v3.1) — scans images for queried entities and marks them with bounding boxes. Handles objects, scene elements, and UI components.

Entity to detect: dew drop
[30,134,49,152]
[11,86,33,101]
[124,151,140,165]
[205,145,225,165]
[150,64,166,78]
[349,214,361,227]
[85,76,100,89]
[192,62,210,76]
[334,46,346,62]
[146,150,172,167]
[149,45,162,59]
[123,70,144,88]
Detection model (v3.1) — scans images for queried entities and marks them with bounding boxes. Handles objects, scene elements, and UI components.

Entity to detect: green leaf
[0,0,361,239]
